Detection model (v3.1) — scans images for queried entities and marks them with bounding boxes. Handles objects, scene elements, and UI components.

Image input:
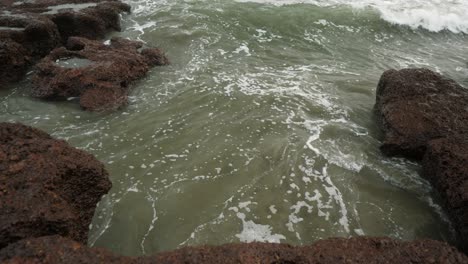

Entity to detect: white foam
[235,212,286,243]
[235,0,468,33]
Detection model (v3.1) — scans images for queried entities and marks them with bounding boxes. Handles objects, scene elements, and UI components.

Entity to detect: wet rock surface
[0,122,111,249]
[32,37,168,111]
[423,138,468,253]
[1,235,467,264]
[374,68,468,160]
[374,68,468,254]
[0,39,29,84]
[0,0,131,85]
[46,1,130,43]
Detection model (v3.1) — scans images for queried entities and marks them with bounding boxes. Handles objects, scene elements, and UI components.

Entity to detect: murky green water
[2,0,468,256]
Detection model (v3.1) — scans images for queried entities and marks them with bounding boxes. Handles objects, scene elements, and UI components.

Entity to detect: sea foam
[235,0,468,33]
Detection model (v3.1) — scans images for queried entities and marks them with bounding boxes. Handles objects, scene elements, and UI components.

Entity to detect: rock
[0,123,111,249]
[0,39,29,84]
[32,36,168,111]
[0,14,61,84]
[79,85,128,112]
[1,236,467,264]
[423,137,468,253]
[374,68,468,160]
[374,68,468,254]
[0,15,61,58]
[47,1,131,43]
[0,0,130,84]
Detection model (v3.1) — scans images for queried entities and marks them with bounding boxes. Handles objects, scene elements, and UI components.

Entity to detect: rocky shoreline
[374,68,468,253]
[0,119,466,263]
[0,0,168,111]
[1,0,468,263]
[1,67,468,262]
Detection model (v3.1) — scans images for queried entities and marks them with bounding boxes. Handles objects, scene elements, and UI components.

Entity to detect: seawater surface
[1,0,468,256]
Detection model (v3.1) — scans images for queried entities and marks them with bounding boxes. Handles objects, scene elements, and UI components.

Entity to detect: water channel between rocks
[2,0,468,256]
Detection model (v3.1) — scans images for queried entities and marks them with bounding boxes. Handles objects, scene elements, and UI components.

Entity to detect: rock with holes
[32,36,168,111]
[0,0,130,84]
[0,14,61,58]
[0,122,111,249]
[0,0,130,43]
[1,236,467,263]
[423,137,468,253]
[374,68,468,160]
[0,14,61,84]
[0,39,29,84]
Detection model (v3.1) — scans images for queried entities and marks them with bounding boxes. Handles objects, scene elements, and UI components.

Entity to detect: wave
[234,0,468,33]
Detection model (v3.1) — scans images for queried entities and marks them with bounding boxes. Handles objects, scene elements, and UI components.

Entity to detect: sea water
[1,0,467,256]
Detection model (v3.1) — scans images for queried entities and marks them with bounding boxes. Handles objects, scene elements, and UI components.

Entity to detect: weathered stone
[0,0,130,84]
[1,236,467,264]
[0,39,29,84]
[423,137,468,253]
[374,68,468,160]
[0,123,111,249]
[374,68,468,254]
[47,1,131,43]
[32,36,168,111]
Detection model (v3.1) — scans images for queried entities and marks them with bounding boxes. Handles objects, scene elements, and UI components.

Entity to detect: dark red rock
[374,68,468,160]
[80,85,128,112]
[47,1,131,43]
[1,236,467,264]
[423,138,468,254]
[32,36,168,111]
[374,68,468,254]
[0,39,29,84]
[0,14,61,84]
[0,0,130,84]
[0,123,111,249]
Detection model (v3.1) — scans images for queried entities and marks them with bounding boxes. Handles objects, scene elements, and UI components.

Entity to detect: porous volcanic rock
[374,68,468,160]
[46,1,131,43]
[0,39,29,84]
[374,68,468,254]
[32,36,168,111]
[0,236,467,264]
[0,0,130,84]
[0,0,130,43]
[423,137,468,253]
[0,14,61,83]
[0,122,111,249]
[0,15,61,58]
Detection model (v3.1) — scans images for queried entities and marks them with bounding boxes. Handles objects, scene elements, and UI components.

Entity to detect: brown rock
[0,15,61,58]
[32,36,168,111]
[0,0,130,84]
[80,85,128,112]
[47,1,131,43]
[374,68,468,160]
[0,236,467,264]
[423,137,468,253]
[0,39,29,84]
[0,123,111,249]
[374,68,468,254]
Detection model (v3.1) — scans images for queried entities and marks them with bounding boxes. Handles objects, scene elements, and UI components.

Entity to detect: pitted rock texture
[0,0,130,84]
[0,14,60,83]
[0,0,129,43]
[32,36,169,111]
[0,122,111,249]
[0,15,61,58]
[374,68,468,254]
[0,39,29,84]
[423,138,468,253]
[374,68,468,160]
[0,236,467,264]
[47,1,130,43]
